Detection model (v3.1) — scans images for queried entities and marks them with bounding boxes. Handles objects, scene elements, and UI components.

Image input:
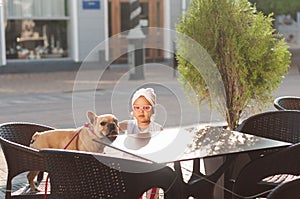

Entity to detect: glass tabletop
[95,126,291,164]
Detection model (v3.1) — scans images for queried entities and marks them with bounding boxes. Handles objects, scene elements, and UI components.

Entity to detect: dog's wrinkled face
[87,111,119,142]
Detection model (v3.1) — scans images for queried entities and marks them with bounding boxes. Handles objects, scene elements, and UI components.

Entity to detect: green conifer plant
[176,0,291,130]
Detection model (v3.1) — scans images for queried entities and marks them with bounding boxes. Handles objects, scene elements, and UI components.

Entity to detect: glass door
[108,0,164,63]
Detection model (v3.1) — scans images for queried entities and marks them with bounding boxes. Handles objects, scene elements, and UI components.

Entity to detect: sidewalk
[0,65,129,95]
[0,62,299,198]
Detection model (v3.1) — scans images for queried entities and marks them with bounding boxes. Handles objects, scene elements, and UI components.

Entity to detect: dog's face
[87,111,119,142]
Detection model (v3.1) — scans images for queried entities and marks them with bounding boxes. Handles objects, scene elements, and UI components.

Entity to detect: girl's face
[132,96,153,126]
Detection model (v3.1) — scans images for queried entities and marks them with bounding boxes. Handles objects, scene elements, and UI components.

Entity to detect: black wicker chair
[237,110,300,144]
[274,96,300,111]
[267,178,300,199]
[233,143,300,199]
[0,122,54,199]
[224,110,300,198]
[40,149,178,199]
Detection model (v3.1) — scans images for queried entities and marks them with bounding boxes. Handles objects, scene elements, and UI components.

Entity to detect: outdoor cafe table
[94,126,291,198]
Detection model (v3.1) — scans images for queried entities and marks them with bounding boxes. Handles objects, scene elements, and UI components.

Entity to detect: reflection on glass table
[94,126,291,199]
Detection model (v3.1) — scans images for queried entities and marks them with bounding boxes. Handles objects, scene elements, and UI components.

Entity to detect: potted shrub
[175,0,291,130]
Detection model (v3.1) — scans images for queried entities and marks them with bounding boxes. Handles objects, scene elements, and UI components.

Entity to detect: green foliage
[175,0,291,130]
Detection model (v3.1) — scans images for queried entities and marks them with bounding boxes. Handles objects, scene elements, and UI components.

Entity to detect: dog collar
[84,123,96,135]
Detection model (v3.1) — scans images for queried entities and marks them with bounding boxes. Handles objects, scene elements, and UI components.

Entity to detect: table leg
[173,155,236,199]
[187,155,237,199]
[174,159,217,199]
[188,158,203,183]
[203,156,225,198]
[174,161,185,198]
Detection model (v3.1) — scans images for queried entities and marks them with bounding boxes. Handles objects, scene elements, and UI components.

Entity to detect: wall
[76,0,106,62]
[0,1,5,66]
[164,0,190,59]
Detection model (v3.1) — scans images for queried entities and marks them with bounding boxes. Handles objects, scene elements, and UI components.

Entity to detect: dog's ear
[87,111,97,124]
[30,132,40,145]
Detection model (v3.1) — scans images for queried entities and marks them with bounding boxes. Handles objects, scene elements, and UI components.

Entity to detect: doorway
[108,0,164,63]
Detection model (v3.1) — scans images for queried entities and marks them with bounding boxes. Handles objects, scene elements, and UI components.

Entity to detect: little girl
[119,87,162,134]
[119,87,162,199]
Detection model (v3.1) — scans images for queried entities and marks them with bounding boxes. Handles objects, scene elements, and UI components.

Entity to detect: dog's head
[87,111,119,142]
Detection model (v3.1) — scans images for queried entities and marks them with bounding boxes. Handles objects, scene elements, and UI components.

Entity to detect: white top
[127,119,162,134]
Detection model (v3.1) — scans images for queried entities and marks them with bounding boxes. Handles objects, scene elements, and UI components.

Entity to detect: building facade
[0,0,190,70]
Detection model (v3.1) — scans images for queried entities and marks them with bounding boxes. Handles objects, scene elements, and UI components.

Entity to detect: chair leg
[37,171,43,183]
[174,161,187,198]
[174,161,183,182]
[5,174,12,199]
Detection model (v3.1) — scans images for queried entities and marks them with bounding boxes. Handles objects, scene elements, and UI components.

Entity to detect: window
[4,0,69,60]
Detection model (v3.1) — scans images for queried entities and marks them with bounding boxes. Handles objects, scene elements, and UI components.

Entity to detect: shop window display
[4,0,68,60]
[6,20,68,59]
